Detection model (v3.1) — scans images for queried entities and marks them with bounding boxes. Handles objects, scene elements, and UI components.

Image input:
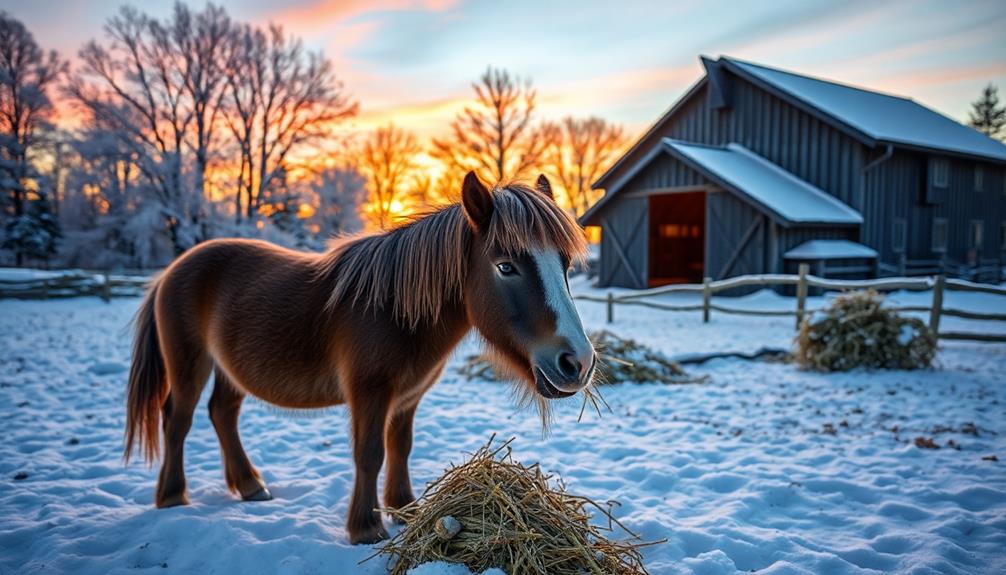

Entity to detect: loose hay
[370,437,659,575]
[590,330,707,385]
[458,330,706,386]
[796,289,936,372]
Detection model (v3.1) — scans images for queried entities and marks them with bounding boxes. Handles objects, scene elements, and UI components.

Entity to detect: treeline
[0,3,625,269]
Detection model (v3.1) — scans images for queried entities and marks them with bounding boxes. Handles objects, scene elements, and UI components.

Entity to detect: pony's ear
[536,174,554,200]
[461,171,493,232]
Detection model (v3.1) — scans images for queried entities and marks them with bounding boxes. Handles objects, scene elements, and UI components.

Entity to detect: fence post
[101,273,112,302]
[929,274,945,336]
[606,292,614,324]
[796,263,809,330]
[41,278,49,300]
[702,277,712,323]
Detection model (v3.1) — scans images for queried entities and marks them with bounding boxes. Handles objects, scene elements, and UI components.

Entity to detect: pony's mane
[317,182,588,330]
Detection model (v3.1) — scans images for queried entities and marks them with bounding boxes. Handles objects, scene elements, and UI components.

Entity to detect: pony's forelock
[318,182,588,330]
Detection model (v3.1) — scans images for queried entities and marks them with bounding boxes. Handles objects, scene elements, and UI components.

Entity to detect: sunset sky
[7,0,1006,142]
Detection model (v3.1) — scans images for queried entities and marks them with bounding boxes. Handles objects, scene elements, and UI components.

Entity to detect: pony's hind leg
[208,369,271,501]
[156,351,212,508]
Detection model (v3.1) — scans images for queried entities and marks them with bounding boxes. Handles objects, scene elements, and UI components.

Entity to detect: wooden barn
[582,56,1006,288]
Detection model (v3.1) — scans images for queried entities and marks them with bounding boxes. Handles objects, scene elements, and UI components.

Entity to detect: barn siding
[649,79,867,210]
[706,192,765,279]
[597,196,648,288]
[864,151,1006,266]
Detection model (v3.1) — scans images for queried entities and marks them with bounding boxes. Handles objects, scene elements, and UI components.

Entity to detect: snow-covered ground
[2,283,1005,574]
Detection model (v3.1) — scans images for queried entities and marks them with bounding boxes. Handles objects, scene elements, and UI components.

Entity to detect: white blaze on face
[531,248,591,354]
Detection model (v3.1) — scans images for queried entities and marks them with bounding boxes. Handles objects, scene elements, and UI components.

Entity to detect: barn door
[600,197,648,288]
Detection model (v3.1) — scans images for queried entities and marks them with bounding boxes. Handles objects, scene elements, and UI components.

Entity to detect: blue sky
[6,0,1006,140]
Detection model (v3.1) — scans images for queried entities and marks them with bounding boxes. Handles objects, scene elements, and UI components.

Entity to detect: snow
[664,139,864,225]
[727,57,1006,163]
[784,240,878,261]
[2,280,1006,575]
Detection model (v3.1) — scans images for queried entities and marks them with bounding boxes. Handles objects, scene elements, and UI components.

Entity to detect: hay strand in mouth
[367,435,661,574]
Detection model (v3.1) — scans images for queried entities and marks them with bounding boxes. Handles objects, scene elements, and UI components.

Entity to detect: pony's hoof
[157,493,189,508]
[349,524,389,545]
[242,486,273,502]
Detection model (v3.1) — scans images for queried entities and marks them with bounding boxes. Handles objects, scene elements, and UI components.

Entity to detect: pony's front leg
[383,404,417,518]
[347,391,391,545]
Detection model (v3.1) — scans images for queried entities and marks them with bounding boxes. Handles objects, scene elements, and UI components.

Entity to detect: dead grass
[796,290,936,372]
[369,436,660,575]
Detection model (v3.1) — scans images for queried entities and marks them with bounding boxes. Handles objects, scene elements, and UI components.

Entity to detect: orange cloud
[259,0,460,36]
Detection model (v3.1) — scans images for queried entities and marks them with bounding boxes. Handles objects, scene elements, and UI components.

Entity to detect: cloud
[255,0,460,37]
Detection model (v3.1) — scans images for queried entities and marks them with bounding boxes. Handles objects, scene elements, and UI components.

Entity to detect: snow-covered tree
[2,187,61,264]
[969,84,1005,141]
[0,12,66,265]
[309,163,366,238]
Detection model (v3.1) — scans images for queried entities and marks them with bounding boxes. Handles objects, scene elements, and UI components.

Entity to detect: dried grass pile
[590,330,706,384]
[796,289,936,372]
[372,437,657,575]
[459,330,705,385]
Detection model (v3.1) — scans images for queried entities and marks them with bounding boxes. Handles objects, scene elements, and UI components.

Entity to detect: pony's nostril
[557,352,581,380]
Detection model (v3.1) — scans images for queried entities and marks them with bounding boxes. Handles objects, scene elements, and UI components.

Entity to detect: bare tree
[70,5,196,253]
[0,12,66,264]
[540,116,625,216]
[431,66,544,183]
[170,2,231,201]
[358,123,421,229]
[223,23,357,221]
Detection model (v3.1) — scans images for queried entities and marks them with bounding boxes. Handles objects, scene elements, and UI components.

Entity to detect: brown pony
[125,172,595,544]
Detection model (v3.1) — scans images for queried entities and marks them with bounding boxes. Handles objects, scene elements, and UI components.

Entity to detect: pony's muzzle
[533,346,596,398]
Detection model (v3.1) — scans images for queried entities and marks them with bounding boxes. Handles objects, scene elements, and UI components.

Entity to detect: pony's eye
[496,262,516,276]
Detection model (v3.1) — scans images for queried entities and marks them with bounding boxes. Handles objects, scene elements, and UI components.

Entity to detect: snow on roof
[784,240,878,260]
[664,139,863,225]
[726,58,1006,163]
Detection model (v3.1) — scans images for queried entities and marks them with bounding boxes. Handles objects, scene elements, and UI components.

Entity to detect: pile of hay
[590,330,706,384]
[372,437,656,575]
[459,330,705,385]
[796,289,936,372]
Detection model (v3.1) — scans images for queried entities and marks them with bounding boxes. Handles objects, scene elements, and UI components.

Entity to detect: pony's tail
[124,280,167,465]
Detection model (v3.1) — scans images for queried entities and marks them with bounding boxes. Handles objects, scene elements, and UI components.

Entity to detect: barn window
[658,224,701,239]
[931,218,948,253]
[970,220,984,250]
[974,166,984,192]
[931,158,949,188]
[892,218,906,253]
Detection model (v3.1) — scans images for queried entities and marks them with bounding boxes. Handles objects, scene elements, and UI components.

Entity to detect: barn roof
[667,140,863,225]
[594,56,1006,193]
[580,139,863,227]
[783,240,878,260]
[723,58,1006,163]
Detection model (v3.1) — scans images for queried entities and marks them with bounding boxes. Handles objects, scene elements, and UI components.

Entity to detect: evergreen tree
[2,189,61,263]
[968,84,1006,141]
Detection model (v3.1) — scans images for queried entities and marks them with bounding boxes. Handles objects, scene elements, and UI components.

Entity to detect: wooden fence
[575,263,1006,343]
[0,271,150,301]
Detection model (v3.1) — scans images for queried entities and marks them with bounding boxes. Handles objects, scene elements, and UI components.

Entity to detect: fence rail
[576,263,1006,343]
[0,271,150,301]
